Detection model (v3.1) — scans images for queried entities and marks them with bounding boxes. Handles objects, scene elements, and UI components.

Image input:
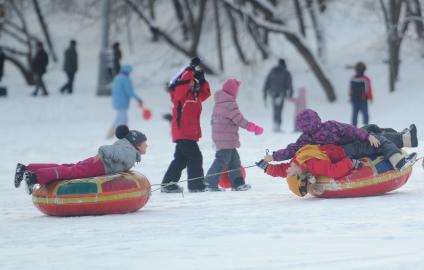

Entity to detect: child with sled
[206,79,264,192]
[263,109,417,171]
[14,125,147,195]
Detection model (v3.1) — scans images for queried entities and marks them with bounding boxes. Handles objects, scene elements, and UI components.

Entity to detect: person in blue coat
[107,64,143,138]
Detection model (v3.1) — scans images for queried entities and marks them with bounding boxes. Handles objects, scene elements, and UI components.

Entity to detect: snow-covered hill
[1,1,424,269]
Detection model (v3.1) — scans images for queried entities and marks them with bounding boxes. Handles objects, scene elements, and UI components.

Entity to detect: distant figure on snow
[0,48,5,82]
[60,40,78,94]
[263,58,293,132]
[288,87,307,132]
[349,61,373,127]
[32,41,49,96]
[112,42,122,77]
[107,64,143,139]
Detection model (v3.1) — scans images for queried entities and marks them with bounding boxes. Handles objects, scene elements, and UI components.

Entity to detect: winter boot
[205,186,225,192]
[395,152,418,171]
[231,184,251,191]
[161,184,184,193]
[14,163,26,188]
[402,124,418,147]
[23,171,37,195]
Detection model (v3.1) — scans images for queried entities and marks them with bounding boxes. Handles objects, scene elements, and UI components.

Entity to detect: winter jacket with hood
[211,79,249,150]
[98,138,141,174]
[273,109,370,161]
[170,68,211,142]
[112,65,142,110]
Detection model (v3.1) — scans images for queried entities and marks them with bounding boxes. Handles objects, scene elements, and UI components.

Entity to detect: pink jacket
[211,90,249,150]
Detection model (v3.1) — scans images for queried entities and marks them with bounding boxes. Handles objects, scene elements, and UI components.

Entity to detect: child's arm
[265,163,290,178]
[338,122,370,141]
[229,104,249,129]
[197,80,211,102]
[272,135,306,161]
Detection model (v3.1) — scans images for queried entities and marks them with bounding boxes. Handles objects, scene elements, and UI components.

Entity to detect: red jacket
[171,69,211,142]
[266,144,354,179]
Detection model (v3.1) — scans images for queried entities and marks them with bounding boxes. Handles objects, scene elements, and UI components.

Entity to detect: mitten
[247,122,264,135]
[194,70,205,83]
[255,159,269,172]
[351,159,363,169]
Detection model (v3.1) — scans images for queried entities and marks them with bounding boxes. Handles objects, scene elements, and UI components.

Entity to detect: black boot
[23,171,37,195]
[14,163,26,188]
[410,124,418,147]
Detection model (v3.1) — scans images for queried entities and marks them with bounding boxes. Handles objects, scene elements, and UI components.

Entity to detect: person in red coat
[161,57,211,193]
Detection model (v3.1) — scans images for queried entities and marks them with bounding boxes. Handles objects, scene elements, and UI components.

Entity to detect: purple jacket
[273,109,370,161]
[211,90,249,150]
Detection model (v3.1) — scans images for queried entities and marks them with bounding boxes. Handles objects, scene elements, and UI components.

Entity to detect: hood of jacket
[295,109,322,133]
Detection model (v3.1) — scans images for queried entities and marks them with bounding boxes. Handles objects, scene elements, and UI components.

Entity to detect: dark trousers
[206,149,244,188]
[162,140,206,191]
[342,134,400,160]
[33,74,48,96]
[60,72,75,94]
[272,95,285,127]
[361,124,403,148]
[352,101,369,127]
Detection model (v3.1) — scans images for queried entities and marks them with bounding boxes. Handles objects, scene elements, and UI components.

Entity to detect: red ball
[142,108,152,120]
[218,166,246,189]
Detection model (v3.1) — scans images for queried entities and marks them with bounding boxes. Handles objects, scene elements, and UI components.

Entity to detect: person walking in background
[32,42,49,96]
[0,48,5,82]
[288,87,307,132]
[263,58,293,132]
[60,40,78,94]
[206,79,263,192]
[112,42,122,77]
[161,57,211,193]
[106,64,143,139]
[349,61,373,127]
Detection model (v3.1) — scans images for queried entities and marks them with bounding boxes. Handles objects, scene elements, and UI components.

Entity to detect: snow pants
[27,156,106,185]
[272,95,285,128]
[161,140,206,191]
[206,149,245,189]
[341,134,401,160]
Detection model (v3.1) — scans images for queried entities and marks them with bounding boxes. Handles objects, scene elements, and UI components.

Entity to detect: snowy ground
[1,1,424,269]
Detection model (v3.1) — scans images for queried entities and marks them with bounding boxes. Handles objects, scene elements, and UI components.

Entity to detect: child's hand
[255,159,269,171]
[368,135,380,148]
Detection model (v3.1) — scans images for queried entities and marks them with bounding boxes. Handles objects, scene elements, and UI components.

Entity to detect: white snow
[1,1,424,269]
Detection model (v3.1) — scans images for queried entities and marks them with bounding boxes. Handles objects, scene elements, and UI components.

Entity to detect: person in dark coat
[32,42,49,96]
[263,58,293,132]
[160,57,211,193]
[0,48,5,82]
[60,40,78,94]
[112,42,122,77]
[349,61,373,127]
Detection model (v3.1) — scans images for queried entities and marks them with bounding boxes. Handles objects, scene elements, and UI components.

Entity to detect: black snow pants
[162,140,206,191]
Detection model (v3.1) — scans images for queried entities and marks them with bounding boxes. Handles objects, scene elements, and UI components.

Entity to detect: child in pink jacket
[206,79,263,191]
[288,87,307,132]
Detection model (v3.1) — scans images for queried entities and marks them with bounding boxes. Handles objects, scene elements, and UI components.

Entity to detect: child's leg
[34,157,106,185]
[228,149,245,188]
[183,141,205,191]
[351,103,360,127]
[26,163,63,172]
[361,102,369,125]
[206,149,232,188]
[161,142,188,190]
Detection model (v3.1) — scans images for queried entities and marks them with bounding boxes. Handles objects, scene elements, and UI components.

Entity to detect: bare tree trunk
[225,0,335,101]
[2,52,34,84]
[214,0,224,71]
[307,0,326,61]
[294,0,306,37]
[32,0,57,62]
[224,3,249,65]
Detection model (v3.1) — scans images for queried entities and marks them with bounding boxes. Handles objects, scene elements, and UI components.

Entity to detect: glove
[194,70,205,83]
[247,122,264,135]
[255,159,269,172]
[351,159,363,170]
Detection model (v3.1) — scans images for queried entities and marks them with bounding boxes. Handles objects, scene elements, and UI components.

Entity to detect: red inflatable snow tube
[32,171,151,216]
[309,156,412,198]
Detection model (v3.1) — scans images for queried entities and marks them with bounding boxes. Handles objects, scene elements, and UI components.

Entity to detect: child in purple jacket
[263,109,417,170]
[206,79,263,191]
